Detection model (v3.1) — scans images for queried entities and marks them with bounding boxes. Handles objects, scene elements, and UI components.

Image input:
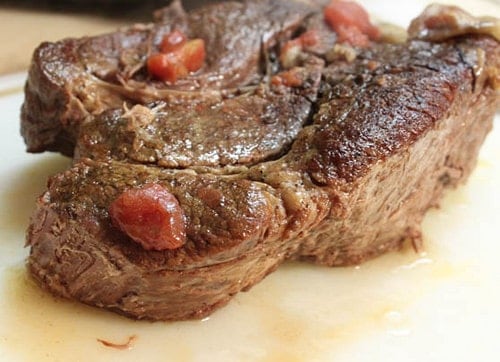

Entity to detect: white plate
[0,2,499,361]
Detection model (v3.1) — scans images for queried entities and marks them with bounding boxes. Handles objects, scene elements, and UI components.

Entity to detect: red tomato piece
[147,53,188,83]
[147,34,205,83]
[180,39,206,72]
[109,183,186,251]
[160,29,187,53]
[324,0,380,45]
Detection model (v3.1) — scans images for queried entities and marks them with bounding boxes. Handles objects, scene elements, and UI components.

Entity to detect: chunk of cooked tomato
[147,30,206,83]
[324,0,380,47]
[147,53,188,83]
[109,183,186,251]
[181,39,206,72]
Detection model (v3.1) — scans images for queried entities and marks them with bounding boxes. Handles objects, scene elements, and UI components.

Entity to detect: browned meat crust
[23,0,500,320]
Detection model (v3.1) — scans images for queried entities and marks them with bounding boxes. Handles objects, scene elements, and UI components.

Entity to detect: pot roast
[22,0,500,320]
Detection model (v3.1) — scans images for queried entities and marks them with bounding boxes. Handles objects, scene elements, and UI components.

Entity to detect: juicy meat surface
[74,62,323,167]
[23,1,500,321]
[21,0,317,155]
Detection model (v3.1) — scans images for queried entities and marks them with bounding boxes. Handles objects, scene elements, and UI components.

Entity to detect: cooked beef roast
[21,0,318,156]
[23,1,500,320]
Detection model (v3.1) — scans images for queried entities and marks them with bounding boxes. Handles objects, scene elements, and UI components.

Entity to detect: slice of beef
[26,10,500,321]
[74,60,323,167]
[21,0,318,156]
